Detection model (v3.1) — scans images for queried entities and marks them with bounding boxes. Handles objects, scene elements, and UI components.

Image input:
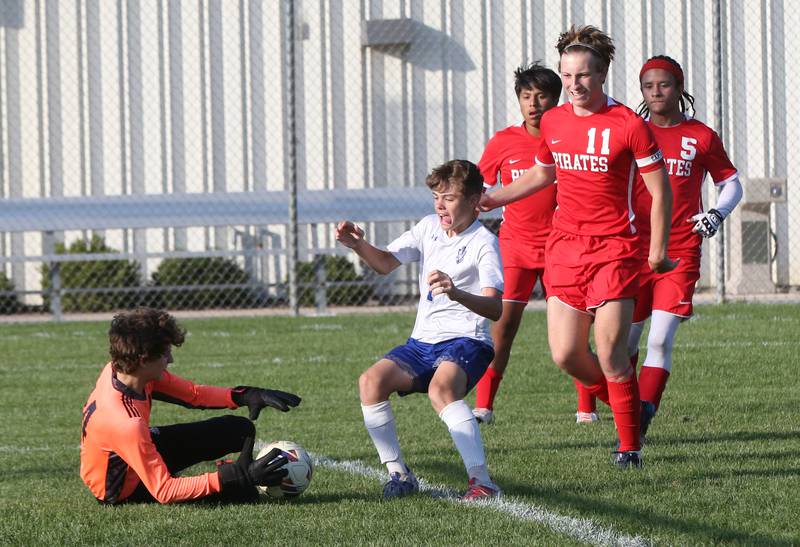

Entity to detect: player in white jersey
[336,160,504,500]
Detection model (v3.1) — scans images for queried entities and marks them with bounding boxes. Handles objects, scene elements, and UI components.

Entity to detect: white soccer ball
[256,440,313,499]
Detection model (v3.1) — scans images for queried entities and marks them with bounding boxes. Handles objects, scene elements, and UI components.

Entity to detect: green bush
[40,235,142,312]
[297,255,373,307]
[0,272,20,314]
[151,257,264,310]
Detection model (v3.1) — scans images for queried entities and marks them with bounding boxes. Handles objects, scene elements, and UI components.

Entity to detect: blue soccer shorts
[384,337,495,396]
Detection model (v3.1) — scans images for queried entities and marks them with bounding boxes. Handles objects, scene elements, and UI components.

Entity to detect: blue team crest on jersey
[456,245,467,264]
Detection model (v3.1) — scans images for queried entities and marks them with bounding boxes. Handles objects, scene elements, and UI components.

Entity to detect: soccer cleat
[576,411,600,423]
[472,407,494,425]
[640,401,657,438]
[382,470,419,499]
[612,450,643,469]
[461,478,502,500]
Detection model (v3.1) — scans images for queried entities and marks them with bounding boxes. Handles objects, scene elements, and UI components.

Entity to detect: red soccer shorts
[502,267,545,303]
[499,235,546,270]
[633,255,701,322]
[544,229,642,314]
[499,236,546,303]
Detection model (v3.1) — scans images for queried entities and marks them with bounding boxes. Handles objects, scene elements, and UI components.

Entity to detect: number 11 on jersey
[587,127,611,155]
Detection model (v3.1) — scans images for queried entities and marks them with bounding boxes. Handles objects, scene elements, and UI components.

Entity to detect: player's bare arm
[428,270,502,321]
[479,164,556,211]
[641,168,679,273]
[335,220,401,275]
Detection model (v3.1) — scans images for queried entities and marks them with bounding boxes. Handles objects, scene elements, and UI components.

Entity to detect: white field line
[5,442,646,546]
[311,454,649,547]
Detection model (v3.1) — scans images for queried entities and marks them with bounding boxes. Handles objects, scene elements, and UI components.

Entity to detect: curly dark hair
[108,307,186,374]
[636,55,696,118]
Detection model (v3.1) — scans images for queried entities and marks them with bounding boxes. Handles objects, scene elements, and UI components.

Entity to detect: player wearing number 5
[481,25,675,468]
[626,56,742,439]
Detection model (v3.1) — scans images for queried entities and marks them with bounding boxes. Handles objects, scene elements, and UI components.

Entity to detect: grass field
[1,303,799,546]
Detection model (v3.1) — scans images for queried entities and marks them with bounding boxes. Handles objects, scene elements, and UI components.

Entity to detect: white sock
[361,401,407,476]
[628,320,645,357]
[643,310,682,372]
[439,400,490,484]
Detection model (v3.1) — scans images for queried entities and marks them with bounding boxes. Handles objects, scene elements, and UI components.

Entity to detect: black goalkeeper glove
[218,436,289,490]
[231,386,302,420]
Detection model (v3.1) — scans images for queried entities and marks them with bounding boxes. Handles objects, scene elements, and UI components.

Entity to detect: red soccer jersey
[536,98,664,237]
[80,363,238,504]
[633,118,738,257]
[478,123,557,248]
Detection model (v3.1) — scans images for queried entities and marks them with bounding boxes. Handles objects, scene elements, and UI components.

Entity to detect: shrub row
[22,236,372,312]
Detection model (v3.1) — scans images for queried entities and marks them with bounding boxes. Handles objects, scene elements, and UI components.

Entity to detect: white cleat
[576,411,600,423]
[472,407,494,425]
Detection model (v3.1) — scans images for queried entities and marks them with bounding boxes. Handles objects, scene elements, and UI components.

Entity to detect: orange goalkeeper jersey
[80,363,238,504]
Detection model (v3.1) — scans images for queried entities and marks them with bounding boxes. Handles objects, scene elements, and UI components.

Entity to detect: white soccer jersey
[387,214,504,346]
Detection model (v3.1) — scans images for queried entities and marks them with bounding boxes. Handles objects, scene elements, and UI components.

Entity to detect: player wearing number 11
[480,25,676,468]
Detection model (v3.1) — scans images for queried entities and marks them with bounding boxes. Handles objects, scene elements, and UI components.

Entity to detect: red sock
[574,379,597,413]
[638,365,670,409]
[607,375,641,452]
[629,351,639,371]
[583,376,610,406]
[475,367,503,410]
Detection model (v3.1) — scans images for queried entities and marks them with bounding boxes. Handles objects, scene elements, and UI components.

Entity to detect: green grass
[1,303,799,545]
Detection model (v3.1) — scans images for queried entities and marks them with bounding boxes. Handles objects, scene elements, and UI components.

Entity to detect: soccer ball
[256,440,313,499]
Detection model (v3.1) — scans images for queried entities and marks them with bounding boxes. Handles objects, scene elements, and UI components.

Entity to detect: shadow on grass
[655,449,800,465]
[257,492,377,505]
[375,440,797,545]
[657,429,800,446]
[496,475,793,546]
[493,428,800,453]
[117,490,378,508]
[357,456,795,545]
[691,466,800,480]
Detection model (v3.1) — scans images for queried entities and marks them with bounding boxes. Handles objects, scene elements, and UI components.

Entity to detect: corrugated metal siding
[0,0,796,292]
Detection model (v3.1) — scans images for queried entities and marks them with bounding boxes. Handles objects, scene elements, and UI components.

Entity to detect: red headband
[639,59,684,85]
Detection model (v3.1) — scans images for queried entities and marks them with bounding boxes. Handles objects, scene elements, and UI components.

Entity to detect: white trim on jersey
[627,161,638,234]
[635,148,664,169]
[713,171,739,185]
[535,158,556,168]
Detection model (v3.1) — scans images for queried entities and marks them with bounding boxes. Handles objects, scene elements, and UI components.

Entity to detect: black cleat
[640,401,657,438]
[612,450,643,469]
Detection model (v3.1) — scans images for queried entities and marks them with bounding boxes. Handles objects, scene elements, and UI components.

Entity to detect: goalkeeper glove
[690,208,724,238]
[232,386,301,420]
[218,436,288,490]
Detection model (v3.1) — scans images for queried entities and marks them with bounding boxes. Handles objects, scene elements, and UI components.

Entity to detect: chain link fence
[0,1,795,318]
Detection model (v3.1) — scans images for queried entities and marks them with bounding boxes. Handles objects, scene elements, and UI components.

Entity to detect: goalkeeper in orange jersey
[79,307,301,504]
